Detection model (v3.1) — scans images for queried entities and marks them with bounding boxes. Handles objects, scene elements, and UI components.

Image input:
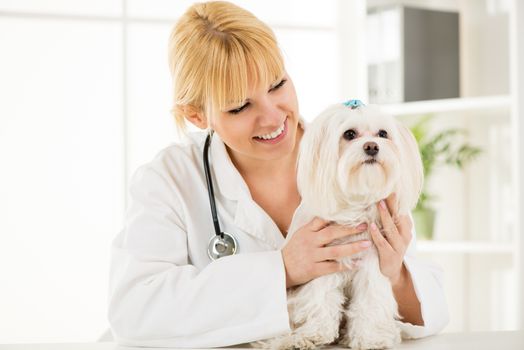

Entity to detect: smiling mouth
[252,118,288,144]
[364,158,377,164]
[254,119,286,140]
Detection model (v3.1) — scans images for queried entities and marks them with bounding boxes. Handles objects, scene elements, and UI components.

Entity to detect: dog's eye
[343,129,357,141]
[378,130,388,138]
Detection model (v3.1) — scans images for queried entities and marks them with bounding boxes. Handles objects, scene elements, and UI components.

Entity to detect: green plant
[409,115,482,210]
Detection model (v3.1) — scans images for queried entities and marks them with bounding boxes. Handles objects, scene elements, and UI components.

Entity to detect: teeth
[255,122,285,140]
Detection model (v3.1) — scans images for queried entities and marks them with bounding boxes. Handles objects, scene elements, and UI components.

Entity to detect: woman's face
[211,72,301,166]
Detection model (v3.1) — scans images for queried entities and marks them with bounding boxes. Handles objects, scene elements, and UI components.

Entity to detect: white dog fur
[254,103,423,349]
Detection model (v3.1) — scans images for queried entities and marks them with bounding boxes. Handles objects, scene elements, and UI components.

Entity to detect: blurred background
[0,0,523,344]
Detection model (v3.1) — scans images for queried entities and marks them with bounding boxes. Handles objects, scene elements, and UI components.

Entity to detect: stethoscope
[203,130,239,260]
[202,100,363,260]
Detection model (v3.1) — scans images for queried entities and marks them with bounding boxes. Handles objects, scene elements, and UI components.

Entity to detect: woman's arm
[391,263,424,326]
[108,167,291,347]
[370,194,449,338]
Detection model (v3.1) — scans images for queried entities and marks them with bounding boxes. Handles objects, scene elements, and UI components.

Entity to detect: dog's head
[297,103,423,217]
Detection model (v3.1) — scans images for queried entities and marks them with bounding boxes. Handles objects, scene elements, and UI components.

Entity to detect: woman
[108,1,448,347]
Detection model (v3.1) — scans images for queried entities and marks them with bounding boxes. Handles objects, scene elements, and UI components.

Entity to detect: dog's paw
[254,331,337,350]
[340,334,400,349]
[251,336,314,350]
[340,322,401,349]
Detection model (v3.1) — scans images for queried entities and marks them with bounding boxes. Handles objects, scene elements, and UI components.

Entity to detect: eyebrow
[223,78,284,109]
[226,99,250,109]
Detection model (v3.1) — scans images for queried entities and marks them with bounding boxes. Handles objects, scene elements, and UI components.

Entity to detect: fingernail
[380,200,387,209]
[370,222,378,231]
[360,240,372,248]
[357,223,368,230]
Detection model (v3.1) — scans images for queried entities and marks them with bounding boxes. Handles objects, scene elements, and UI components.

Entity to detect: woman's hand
[369,193,413,286]
[282,218,370,289]
[370,193,424,325]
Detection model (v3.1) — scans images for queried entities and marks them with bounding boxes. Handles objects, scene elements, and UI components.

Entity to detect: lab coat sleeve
[394,214,450,339]
[108,166,291,348]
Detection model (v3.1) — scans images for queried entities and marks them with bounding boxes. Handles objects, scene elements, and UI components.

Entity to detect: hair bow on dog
[342,99,365,109]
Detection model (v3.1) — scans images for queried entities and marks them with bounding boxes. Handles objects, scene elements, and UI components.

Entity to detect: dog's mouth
[363,158,377,165]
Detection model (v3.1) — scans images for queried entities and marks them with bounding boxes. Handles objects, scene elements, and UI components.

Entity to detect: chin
[254,103,424,350]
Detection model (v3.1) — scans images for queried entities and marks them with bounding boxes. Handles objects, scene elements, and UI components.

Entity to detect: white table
[1,331,522,350]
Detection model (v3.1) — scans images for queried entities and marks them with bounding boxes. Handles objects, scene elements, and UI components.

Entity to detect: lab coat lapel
[210,133,285,249]
[210,132,246,201]
[234,194,286,249]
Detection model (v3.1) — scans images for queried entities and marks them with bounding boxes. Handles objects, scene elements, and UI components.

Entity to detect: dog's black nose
[363,141,379,156]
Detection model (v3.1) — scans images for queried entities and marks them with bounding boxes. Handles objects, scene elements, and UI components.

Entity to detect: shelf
[416,240,514,254]
[380,95,511,116]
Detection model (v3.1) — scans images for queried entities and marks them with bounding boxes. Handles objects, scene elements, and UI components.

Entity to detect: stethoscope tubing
[203,131,224,239]
[203,131,239,260]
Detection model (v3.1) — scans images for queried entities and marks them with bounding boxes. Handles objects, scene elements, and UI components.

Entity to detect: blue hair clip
[342,99,365,109]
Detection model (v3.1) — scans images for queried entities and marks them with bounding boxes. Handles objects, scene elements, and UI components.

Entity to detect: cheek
[280,81,299,109]
[213,115,254,147]
[383,141,401,164]
[289,83,298,102]
[378,142,402,180]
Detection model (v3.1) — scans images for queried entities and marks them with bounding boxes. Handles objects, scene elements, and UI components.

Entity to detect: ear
[395,120,424,214]
[297,112,342,216]
[182,105,208,129]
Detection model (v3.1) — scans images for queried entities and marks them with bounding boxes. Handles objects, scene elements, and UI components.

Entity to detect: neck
[302,188,393,221]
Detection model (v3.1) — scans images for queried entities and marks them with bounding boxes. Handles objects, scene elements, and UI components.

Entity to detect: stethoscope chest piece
[207,232,238,260]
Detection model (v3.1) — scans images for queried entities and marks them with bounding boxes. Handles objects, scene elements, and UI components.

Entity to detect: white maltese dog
[256,101,423,349]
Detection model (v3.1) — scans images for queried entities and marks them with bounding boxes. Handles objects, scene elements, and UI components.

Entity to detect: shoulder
[130,132,207,190]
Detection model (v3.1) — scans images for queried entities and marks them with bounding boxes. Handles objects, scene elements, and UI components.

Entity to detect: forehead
[334,107,396,131]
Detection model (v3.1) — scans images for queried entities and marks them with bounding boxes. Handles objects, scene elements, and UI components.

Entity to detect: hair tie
[342,99,365,109]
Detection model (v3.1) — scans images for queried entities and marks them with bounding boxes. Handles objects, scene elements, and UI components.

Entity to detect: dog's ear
[395,120,424,214]
[297,111,342,216]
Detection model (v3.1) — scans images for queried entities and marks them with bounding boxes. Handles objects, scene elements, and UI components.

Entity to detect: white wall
[0,0,346,343]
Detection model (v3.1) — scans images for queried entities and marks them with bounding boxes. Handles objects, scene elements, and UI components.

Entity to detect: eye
[269,79,287,92]
[378,129,388,138]
[343,129,358,141]
[227,102,250,115]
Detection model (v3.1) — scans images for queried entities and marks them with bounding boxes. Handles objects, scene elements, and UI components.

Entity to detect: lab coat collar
[210,132,248,201]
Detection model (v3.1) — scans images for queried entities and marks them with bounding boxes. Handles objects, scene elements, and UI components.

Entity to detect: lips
[253,118,288,145]
[254,121,286,140]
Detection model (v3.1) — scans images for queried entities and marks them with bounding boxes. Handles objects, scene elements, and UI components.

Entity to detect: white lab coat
[108,130,449,348]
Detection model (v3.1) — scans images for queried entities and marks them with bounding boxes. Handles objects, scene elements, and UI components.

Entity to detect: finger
[308,217,331,232]
[317,223,368,246]
[377,200,404,253]
[314,260,348,277]
[385,193,400,225]
[369,222,394,255]
[315,240,371,261]
[398,215,413,245]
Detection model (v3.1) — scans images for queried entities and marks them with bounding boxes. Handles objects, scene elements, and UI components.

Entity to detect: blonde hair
[168,1,285,131]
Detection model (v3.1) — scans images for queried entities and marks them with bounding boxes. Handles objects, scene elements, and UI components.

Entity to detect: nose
[363,141,379,156]
[257,97,282,126]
